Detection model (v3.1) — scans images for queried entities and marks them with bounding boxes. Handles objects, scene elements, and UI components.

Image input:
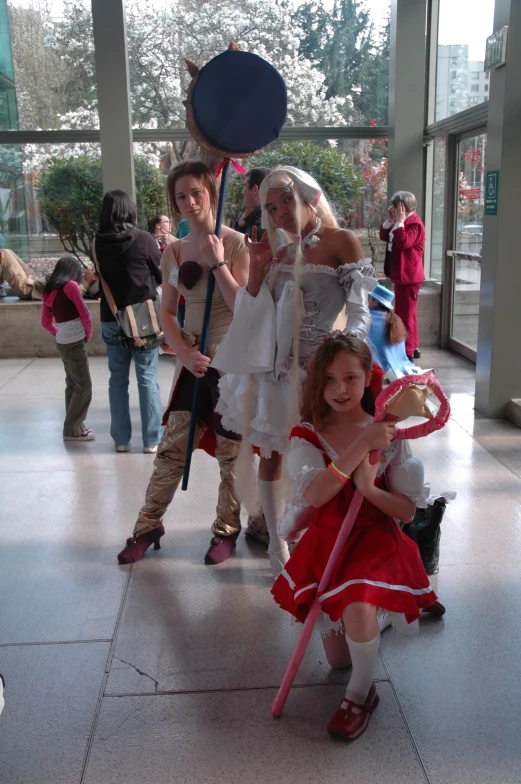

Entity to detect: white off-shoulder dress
[211,259,377,457]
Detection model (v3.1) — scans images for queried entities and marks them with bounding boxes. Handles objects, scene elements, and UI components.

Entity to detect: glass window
[0,0,18,132]
[435,0,494,122]
[247,137,388,272]
[471,84,479,92]
[456,134,486,254]
[0,142,101,264]
[485,84,489,92]
[451,132,486,351]
[139,136,388,275]
[0,81,18,131]
[0,0,15,82]
[6,0,98,131]
[127,0,391,130]
[430,136,446,282]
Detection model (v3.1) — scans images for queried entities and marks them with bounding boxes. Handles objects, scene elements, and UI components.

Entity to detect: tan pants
[0,249,44,300]
[133,410,241,538]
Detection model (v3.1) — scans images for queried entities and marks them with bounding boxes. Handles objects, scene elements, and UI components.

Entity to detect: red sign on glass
[459,187,481,200]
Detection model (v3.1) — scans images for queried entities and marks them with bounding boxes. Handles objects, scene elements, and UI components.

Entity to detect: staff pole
[182,160,231,490]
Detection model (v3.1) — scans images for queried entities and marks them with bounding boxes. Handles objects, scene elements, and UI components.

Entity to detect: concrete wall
[417,284,441,347]
[0,299,106,358]
[0,283,442,358]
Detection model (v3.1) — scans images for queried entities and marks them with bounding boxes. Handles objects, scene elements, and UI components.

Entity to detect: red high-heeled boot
[117,525,165,564]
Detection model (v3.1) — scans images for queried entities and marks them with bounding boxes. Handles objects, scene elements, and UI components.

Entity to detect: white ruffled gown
[211,259,377,455]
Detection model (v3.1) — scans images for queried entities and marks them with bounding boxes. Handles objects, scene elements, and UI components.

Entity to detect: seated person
[0,248,97,300]
[367,284,417,377]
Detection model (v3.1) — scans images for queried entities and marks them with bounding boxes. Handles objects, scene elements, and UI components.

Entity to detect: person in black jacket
[95,190,163,453]
[233,167,270,237]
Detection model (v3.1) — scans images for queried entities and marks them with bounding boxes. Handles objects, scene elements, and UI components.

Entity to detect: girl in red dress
[272,334,436,740]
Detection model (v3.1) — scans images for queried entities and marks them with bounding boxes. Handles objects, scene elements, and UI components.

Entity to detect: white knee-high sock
[258,479,290,579]
[344,633,380,706]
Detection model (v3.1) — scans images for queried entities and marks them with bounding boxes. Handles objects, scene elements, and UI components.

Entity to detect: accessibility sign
[485,170,499,215]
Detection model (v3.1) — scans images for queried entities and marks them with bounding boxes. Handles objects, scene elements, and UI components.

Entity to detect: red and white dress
[272,424,436,627]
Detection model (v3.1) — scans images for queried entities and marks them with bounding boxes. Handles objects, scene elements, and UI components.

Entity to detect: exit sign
[485,26,508,71]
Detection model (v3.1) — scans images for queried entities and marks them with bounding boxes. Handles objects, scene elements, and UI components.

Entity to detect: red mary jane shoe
[422,599,446,617]
[327,682,379,740]
[117,525,165,564]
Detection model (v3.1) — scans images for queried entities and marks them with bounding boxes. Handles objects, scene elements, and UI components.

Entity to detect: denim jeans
[101,321,163,448]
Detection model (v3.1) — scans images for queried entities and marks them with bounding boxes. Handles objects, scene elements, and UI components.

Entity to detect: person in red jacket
[380,191,425,360]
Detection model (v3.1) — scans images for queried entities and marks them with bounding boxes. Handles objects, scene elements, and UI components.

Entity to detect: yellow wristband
[328,462,351,483]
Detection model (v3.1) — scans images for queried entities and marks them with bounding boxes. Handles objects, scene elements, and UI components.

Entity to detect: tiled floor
[1,349,521,783]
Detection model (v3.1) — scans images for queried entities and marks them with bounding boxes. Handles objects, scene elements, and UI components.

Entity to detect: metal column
[475,0,521,416]
[91,0,135,199]
[387,0,429,215]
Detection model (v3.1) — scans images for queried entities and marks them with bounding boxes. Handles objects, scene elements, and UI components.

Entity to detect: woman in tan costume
[117,160,250,566]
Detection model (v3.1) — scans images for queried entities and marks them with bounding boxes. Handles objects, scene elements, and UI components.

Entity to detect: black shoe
[407,355,414,362]
[413,348,421,359]
[404,497,446,575]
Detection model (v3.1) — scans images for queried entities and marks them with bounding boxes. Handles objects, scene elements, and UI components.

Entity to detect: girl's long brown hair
[372,301,408,345]
[300,335,375,428]
[166,160,217,217]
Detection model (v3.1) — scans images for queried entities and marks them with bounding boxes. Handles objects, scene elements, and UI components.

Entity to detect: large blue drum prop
[182,45,287,489]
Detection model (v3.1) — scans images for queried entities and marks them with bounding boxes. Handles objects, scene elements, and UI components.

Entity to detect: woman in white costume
[211,167,377,577]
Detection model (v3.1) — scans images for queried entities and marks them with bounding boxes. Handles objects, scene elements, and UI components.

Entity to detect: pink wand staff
[271,371,450,718]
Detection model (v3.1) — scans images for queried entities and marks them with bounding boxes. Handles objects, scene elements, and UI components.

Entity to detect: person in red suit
[380,191,425,360]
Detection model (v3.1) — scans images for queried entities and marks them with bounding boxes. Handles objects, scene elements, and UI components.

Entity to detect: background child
[272,335,434,740]
[367,284,417,377]
[41,255,95,442]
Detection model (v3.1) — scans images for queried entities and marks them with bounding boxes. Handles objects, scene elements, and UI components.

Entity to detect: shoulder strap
[92,239,118,319]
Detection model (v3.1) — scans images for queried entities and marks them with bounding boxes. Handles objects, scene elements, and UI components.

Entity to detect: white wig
[259,166,338,255]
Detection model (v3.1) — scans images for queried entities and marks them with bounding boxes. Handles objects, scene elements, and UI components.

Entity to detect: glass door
[446,129,486,360]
